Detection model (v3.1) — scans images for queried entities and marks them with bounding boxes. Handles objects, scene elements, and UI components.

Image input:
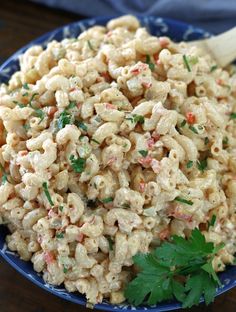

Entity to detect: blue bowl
[0,16,235,312]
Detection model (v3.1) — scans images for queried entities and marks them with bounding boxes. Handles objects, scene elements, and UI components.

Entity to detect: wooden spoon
[188,27,236,67]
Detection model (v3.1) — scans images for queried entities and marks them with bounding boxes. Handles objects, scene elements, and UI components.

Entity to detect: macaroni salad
[0,15,236,305]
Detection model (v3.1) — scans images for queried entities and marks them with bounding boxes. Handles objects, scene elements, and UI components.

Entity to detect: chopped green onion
[34,108,45,124]
[69,155,86,173]
[57,110,72,129]
[133,114,144,124]
[42,182,54,206]
[183,55,191,72]
[101,197,113,204]
[138,150,148,157]
[189,125,198,134]
[175,196,193,206]
[197,159,207,172]
[29,93,39,107]
[186,160,193,168]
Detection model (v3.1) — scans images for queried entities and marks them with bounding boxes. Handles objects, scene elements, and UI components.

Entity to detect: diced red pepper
[101,71,112,83]
[105,103,116,109]
[139,181,146,193]
[186,112,196,124]
[44,251,55,265]
[152,131,160,142]
[138,155,153,166]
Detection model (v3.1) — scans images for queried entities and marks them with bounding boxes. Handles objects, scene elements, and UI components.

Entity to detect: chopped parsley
[34,108,45,123]
[69,155,86,173]
[186,160,194,169]
[57,110,72,129]
[180,119,187,127]
[22,83,29,90]
[183,54,191,72]
[230,113,236,120]
[59,205,64,212]
[17,103,25,108]
[29,93,39,107]
[146,55,155,71]
[101,197,113,204]
[63,267,68,274]
[22,92,29,97]
[126,114,145,124]
[56,233,64,239]
[189,125,198,134]
[42,182,54,206]
[210,65,218,72]
[175,196,193,206]
[138,150,148,157]
[197,159,207,172]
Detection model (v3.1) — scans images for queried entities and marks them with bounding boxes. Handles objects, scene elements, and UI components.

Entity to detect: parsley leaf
[42,182,54,206]
[197,159,207,172]
[126,114,144,124]
[138,150,148,157]
[57,110,72,129]
[69,155,86,173]
[124,229,223,308]
[175,196,193,206]
[56,233,64,239]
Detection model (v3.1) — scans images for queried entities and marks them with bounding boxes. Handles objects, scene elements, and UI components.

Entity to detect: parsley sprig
[124,229,224,308]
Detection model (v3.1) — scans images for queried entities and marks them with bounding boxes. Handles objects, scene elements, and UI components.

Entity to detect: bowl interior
[0,16,236,312]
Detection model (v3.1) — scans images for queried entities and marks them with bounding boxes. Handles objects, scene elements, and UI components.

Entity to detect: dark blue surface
[0,16,235,312]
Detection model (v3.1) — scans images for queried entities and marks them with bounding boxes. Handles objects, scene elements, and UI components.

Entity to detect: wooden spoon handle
[190,27,236,67]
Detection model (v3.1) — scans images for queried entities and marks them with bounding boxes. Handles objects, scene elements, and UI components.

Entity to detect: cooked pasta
[0,15,235,305]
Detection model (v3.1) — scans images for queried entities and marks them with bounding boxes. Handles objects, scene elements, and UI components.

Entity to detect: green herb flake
[210,65,218,72]
[22,83,30,90]
[175,196,193,206]
[222,136,229,146]
[56,233,64,239]
[75,120,88,131]
[189,56,199,65]
[183,54,191,72]
[208,214,217,228]
[138,150,148,157]
[91,138,100,144]
[87,40,95,51]
[204,137,209,145]
[57,110,72,129]
[197,159,207,172]
[0,164,8,185]
[69,155,86,173]
[124,228,224,308]
[180,119,187,127]
[63,266,68,274]
[17,103,25,108]
[42,182,54,206]
[146,55,155,71]
[67,101,76,110]
[34,108,45,124]
[107,236,114,251]
[230,113,236,120]
[101,197,113,204]
[133,114,144,124]
[186,160,193,169]
[22,92,29,97]
[23,124,30,131]
[29,93,39,107]
[189,125,198,134]
[59,205,64,212]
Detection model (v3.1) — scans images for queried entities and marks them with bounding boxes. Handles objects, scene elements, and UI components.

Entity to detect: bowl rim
[0,14,235,312]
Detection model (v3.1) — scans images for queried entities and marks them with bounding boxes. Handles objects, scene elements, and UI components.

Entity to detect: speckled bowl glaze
[0,16,235,312]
